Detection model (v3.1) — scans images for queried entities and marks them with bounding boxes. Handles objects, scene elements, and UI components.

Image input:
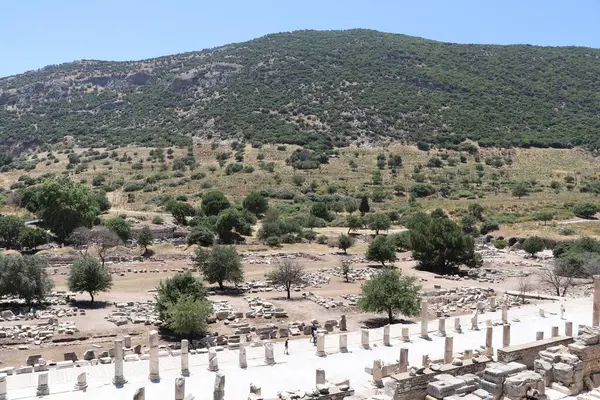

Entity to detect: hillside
[1,29,600,151]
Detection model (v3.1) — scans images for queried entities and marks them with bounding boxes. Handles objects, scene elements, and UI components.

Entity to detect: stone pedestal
[464,349,473,359]
[74,372,88,391]
[383,325,391,346]
[124,335,132,349]
[551,326,559,337]
[181,339,189,377]
[594,276,600,327]
[316,333,326,357]
[264,342,275,365]
[36,372,49,396]
[399,348,408,373]
[420,300,429,338]
[565,321,573,337]
[175,377,185,400]
[214,373,225,400]
[339,315,347,331]
[361,329,370,349]
[113,339,127,386]
[208,348,219,371]
[444,336,453,364]
[339,334,348,353]
[372,359,384,388]
[539,308,545,318]
[502,305,508,324]
[489,297,496,310]
[316,368,326,385]
[503,324,511,348]
[401,327,410,342]
[133,387,145,400]
[485,327,493,357]
[437,318,446,337]
[422,354,430,368]
[148,330,160,382]
[536,331,544,341]
[471,311,479,331]
[239,346,247,368]
[454,317,462,334]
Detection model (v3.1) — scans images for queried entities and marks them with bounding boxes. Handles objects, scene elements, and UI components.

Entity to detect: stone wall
[569,341,600,378]
[384,357,492,400]
[497,336,574,368]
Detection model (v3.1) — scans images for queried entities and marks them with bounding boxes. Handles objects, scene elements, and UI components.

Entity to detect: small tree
[201,191,230,216]
[165,295,212,338]
[346,215,363,234]
[68,257,113,303]
[90,226,121,267]
[18,227,48,251]
[243,191,269,216]
[194,245,243,289]
[468,203,485,220]
[155,272,207,320]
[341,259,353,282]
[345,201,358,215]
[358,269,421,324]
[534,211,554,226]
[572,203,598,219]
[512,183,529,199]
[538,264,574,297]
[523,236,544,257]
[337,234,356,254]
[359,196,370,216]
[103,217,132,241]
[266,260,304,299]
[366,236,397,267]
[170,201,196,225]
[0,216,24,250]
[517,275,533,304]
[137,226,154,253]
[368,213,391,235]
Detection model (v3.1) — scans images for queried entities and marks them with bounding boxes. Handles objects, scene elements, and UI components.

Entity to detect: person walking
[284,338,289,355]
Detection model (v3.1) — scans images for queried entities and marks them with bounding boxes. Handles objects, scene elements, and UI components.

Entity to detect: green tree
[408,210,481,274]
[345,200,358,215]
[366,236,397,266]
[359,196,370,216]
[170,201,196,225]
[461,214,478,235]
[480,220,500,235]
[346,215,363,234]
[572,203,598,219]
[194,245,243,289]
[201,191,231,216]
[266,260,305,299]
[102,217,132,241]
[0,215,24,249]
[341,259,353,282]
[358,269,421,324]
[214,208,254,243]
[468,203,485,220]
[337,234,356,254]
[165,295,212,338]
[18,227,48,251]
[512,182,529,199]
[187,225,216,246]
[310,203,332,221]
[291,175,305,186]
[137,226,155,253]
[523,236,544,257]
[243,192,269,216]
[388,231,411,252]
[534,211,554,225]
[368,213,391,235]
[0,254,53,305]
[155,272,207,320]
[67,257,113,303]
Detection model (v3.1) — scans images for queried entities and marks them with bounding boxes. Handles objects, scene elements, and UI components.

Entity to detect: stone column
[503,324,511,348]
[471,311,479,331]
[502,305,508,324]
[124,335,132,348]
[181,339,189,377]
[489,297,496,310]
[420,300,429,338]
[401,327,410,342]
[551,326,559,337]
[316,333,326,357]
[36,372,49,396]
[422,354,430,368]
[250,383,261,396]
[214,373,225,400]
[594,275,600,327]
[565,321,573,337]
[208,348,219,371]
[539,308,545,318]
[485,326,493,356]
[239,346,247,368]
[316,368,326,388]
[74,372,88,391]
[383,325,391,346]
[264,342,275,365]
[113,339,127,385]
[339,315,347,331]
[133,388,145,400]
[339,334,348,353]
[361,329,370,349]
[372,359,384,388]
[148,330,160,382]
[437,318,446,337]
[464,349,473,359]
[399,348,409,373]
[454,317,462,334]
[536,331,544,340]
[444,336,453,364]
[175,377,185,400]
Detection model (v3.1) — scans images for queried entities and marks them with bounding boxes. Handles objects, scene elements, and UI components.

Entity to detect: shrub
[493,239,507,249]
[559,227,577,236]
[266,236,281,247]
[316,234,329,244]
[152,216,164,225]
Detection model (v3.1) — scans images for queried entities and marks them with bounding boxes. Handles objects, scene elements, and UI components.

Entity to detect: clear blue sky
[2,0,599,77]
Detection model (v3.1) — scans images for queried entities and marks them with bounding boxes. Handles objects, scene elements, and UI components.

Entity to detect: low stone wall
[497,336,574,368]
[384,357,492,400]
[569,341,600,378]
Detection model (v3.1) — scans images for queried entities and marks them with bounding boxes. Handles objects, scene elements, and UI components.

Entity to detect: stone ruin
[106,300,161,327]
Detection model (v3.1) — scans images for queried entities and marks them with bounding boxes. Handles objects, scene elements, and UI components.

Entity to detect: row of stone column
[130,375,221,400]
[534,320,574,340]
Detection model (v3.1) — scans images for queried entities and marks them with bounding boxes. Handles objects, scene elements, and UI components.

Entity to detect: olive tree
[266,260,305,299]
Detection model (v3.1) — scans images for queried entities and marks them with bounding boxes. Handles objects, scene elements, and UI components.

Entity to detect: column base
[36,385,49,396]
[207,365,219,372]
[339,347,348,353]
[436,331,446,337]
[148,373,160,382]
[315,351,327,357]
[74,382,88,391]
[113,376,127,386]
[181,369,190,377]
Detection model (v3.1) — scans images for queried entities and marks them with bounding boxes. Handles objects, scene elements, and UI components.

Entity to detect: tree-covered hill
[1,29,600,151]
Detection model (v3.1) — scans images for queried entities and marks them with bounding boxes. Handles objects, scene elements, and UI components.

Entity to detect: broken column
[594,275,600,327]
[551,326,559,337]
[420,300,429,338]
[339,334,348,352]
[74,372,88,391]
[372,359,384,388]
[565,321,573,337]
[454,317,462,334]
[536,331,544,340]
[175,377,185,400]
[113,339,127,385]
[214,373,225,400]
[502,305,508,324]
[316,333,326,357]
[250,383,261,397]
[124,335,132,349]
[401,327,410,342]
[36,372,49,396]
[422,354,431,368]
[485,326,493,356]
[503,324,511,348]
[399,348,409,373]
[383,325,391,346]
[148,330,160,382]
[489,296,496,310]
[444,336,453,364]
[539,308,545,318]
[316,368,326,388]
[208,348,219,371]
[264,342,275,365]
[133,388,145,400]
[471,311,479,331]
[361,329,370,349]
[181,339,189,377]
[239,346,247,368]
[339,315,347,331]
[437,318,446,337]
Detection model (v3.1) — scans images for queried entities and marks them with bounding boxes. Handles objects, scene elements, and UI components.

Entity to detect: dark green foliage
[214,208,254,242]
[410,183,436,198]
[194,245,243,289]
[368,213,391,235]
[408,209,481,274]
[388,231,412,251]
[0,254,53,304]
[243,192,268,216]
[18,227,48,250]
[187,225,216,246]
[468,203,485,220]
[155,272,207,320]
[0,215,24,249]
[165,295,212,337]
[310,203,332,221]
[523,236,545,257]
[288,149,328,170]
[257,212,303,241]
[359,196,370,216]
[337,234,356,254]
[512,183,529,198]
[480,220,500,235]
[346,215,363,234]
[534,211,554,225]
[67,257,113,302]
[102,217,132,241]
[201,191,230,216]
[136,226,154,252]
[358,269,421,324]
[572,203,598,218]
[365,235,397,266]
[169,201,197,225]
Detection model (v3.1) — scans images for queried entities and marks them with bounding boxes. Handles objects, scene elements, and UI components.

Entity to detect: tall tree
[266,260,305,299]
[201,191,231,216]
[242,192,269,216]
[359,196,370,216]
[155,272,207,320]
[368,213,391,235]
[0,215,24,249]
[165,295,212,338]
[365,236,397,266]
[137,226,155,253]
[358,269,421,324]
[103,217,132,241]
[337,234,356,254]
[18,227,48,251]
[67,257,113,303]
[194,245,243,289]
[346,215,363,234]
[523,236,544,257]
[0,254,53,305]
